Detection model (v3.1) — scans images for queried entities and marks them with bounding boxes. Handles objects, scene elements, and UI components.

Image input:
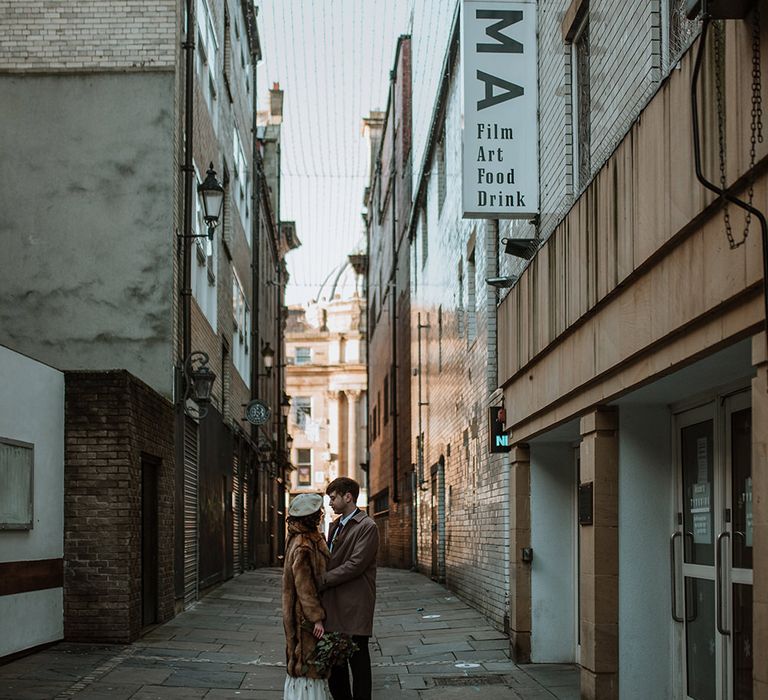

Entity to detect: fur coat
[282,519,331,679]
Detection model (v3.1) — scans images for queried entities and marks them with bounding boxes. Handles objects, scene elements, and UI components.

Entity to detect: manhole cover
[433,676,506,687]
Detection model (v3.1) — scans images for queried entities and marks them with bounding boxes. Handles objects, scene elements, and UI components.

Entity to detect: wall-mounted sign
[245,399,271,426]
[489,406,511,453]
[462,0,538,219]
[578,482,594,526]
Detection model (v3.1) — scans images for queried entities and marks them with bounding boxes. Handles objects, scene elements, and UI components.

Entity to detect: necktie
[330,522,344,552]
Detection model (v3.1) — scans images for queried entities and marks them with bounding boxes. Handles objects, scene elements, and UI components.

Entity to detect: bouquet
[301,621,359,676]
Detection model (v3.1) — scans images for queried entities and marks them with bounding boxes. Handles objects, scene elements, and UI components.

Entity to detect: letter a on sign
[462,0,538,219]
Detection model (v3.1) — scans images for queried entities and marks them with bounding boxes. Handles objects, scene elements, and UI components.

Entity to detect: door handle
[670,532,683,622]
[716,530,731,636]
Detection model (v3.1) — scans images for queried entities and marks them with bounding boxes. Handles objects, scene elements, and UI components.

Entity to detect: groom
[319,477,379,700]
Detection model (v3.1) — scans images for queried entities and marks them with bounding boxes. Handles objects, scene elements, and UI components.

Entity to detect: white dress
[283,675,332,700]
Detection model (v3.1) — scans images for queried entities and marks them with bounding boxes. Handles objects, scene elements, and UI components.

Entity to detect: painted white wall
[0,345,64,657]
[530,442,576,662]
[618,405,673,699]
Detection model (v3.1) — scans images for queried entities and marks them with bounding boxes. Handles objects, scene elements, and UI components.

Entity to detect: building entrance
[674,392,753,700]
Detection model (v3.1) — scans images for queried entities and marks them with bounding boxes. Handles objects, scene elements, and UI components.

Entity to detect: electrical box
[686,0,755,20]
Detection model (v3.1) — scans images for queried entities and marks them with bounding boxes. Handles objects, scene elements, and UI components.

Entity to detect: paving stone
[163,669,245,689]
[74,681,141,699]
[130,685,208,699]
[0,679,71,699]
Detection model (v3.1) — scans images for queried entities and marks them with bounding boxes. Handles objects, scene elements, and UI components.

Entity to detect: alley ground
[0,569,578,699]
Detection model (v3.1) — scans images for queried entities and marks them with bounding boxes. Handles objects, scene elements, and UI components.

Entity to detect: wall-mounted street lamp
[501,237,538,260]
[258,342,275,377]
[281,392,291,418]
[286,433,294,451]
[179,163,225,242]
[198,164,225,240]
[485,276,518,289]
[182,351,216,419]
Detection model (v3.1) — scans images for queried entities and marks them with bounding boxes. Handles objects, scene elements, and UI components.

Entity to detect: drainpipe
[389,69,399,504]
[176,0,196,600]
[249,25,260,570]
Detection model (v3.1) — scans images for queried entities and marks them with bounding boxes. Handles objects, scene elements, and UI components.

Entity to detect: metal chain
[716,10,763,249]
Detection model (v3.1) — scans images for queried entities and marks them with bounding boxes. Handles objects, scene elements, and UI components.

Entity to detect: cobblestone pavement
[0,568,578,699]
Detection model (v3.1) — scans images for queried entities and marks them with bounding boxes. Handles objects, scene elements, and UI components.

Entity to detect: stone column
[326,391,340,480]
[579,407,619,700]
[752,333,768,699]
[345,390,361,480]
[509,444,531,662]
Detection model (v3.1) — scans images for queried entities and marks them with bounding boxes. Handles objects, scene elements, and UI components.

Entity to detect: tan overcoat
[282,520,331,679]
[320,510,379,637]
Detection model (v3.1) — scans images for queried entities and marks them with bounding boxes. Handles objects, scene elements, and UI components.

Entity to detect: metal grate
[432,676,507,687]
[575,20,591,188]
[669,0,700,67]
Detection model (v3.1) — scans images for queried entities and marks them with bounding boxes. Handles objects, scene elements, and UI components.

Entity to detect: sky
[256,0,413,305]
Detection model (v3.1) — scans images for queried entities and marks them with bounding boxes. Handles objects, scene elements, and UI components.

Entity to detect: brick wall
[410,43,510,629]
[0,0,176,72]
[64,371,175,643]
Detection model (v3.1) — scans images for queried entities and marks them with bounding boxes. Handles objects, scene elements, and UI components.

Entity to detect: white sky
[257,0,413,305]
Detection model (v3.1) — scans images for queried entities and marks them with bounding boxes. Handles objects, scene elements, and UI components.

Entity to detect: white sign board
[462,0,538,218]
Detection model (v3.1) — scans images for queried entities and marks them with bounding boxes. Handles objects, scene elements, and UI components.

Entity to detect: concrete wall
[0,345,64,657]
[530,442,577,662]
[0,73,176,397]
[617,405,674,699]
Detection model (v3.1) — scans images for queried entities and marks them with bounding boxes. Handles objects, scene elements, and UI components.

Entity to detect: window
[0,438,34,530]
[296,449,312,486]
[438,305,443,372]
[232,270,250,387]
[436,126,446,213]
[467,243,477,343]
[192,164,218,330]
[383,375,389,425]
[457,259,464,335]
[294,397,312,430]
[233,125,250,232]
[295,347,311,365]
[196,0,219,133]
[571,15,591,189]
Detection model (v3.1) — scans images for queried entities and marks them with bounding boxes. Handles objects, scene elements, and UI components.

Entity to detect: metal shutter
[233,453,242,575]
[183,417,199,607]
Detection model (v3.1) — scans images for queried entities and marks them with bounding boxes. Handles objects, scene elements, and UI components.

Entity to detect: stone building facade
[372,1,768,698]
[0,0,294,646]
[285,261,368,533]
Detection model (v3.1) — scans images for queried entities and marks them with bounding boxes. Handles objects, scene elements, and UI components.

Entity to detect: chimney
[269,82,284,125]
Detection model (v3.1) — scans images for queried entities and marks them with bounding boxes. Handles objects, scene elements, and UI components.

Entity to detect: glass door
[725,393,753,700]
[674,392,753,700]
[677,403,722,700]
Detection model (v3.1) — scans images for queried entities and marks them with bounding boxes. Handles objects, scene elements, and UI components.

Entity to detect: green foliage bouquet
[301,621,359,676]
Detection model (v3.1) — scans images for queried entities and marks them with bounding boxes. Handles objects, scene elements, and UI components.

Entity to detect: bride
[282,493,332,700]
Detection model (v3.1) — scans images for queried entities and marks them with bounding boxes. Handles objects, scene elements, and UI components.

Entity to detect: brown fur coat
[282,519,331,679]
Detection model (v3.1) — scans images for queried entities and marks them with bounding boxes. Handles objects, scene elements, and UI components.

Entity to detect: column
[509,444,531,662]
[752,333,768,698]
[579,407,619,700]
[345,390,361,480]
[325,391,340,480]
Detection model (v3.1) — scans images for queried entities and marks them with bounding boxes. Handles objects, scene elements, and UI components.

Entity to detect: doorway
[141,455,159,627]
[673,392,753,700]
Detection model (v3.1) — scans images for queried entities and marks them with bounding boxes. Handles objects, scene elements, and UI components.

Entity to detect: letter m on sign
[476,9,523,53]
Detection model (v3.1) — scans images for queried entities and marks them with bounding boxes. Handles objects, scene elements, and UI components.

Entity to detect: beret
[288,492,323,517]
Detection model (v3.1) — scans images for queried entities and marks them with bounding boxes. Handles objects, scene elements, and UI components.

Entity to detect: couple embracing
[282,477,379,700]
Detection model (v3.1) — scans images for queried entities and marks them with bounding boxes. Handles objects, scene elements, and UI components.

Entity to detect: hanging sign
[489,406,511,453]
[462,0,538,219]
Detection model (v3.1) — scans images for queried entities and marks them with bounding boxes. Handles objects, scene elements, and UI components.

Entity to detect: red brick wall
[64,371,175,643]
